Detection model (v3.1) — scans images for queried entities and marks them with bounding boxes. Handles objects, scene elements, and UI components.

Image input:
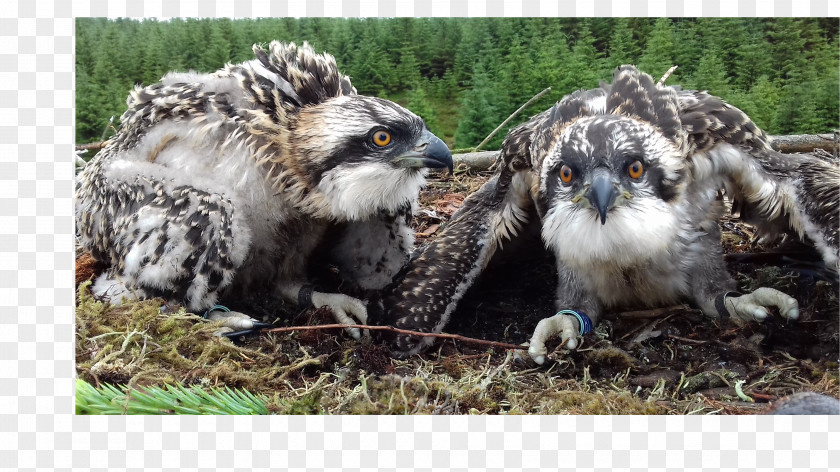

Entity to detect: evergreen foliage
[75,378,270,415]
[76,18,839,148]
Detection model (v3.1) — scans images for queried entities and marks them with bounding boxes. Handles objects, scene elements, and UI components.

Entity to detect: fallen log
[453,151,498,171]
[767,133,837,154]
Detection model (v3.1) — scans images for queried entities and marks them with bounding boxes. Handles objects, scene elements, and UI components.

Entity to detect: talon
[310,291,369,340]
[205,308,263,330]
[726,287,799,324]
[528,344,547,365]
[212,327,235,337]
[528,311,587,364]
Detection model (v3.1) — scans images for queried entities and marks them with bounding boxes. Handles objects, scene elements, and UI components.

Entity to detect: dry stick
[617,304,690,320]
[263,324,524,351]
[473,87,552,152]
[76,141,109,152]
[100,115,115,142]
[657,65,678,86]
[667,334,708,345]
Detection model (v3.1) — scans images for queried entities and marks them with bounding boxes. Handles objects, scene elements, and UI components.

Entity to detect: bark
[768,133,837,154]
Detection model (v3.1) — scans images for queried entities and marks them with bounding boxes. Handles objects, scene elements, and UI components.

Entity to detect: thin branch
[100,115,115,142]
[76,141,108,152]
[667,334,708,345]
[474,86,552,152]
[657,65,678,86]
[263,324,524,351]
[617,304,692,320]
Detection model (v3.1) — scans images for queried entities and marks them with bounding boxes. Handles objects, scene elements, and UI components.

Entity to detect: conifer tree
[688,48,731,97]
[73,17,839,145]
[406,85,442,138]
[607,18,639,69]
[638,18,676,80]
[454,61,501,149]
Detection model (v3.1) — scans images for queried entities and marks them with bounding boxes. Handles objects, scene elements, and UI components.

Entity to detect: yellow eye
[628,160,644,179]
[372,130,391,147]
[560,164,573,183]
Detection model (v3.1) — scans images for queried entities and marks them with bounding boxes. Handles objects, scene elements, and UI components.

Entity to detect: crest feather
[607,65,687,152]
[251,41,356,107]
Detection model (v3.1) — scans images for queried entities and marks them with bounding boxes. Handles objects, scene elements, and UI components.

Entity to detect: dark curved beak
[585,168,617,225]
[391,130,454,173]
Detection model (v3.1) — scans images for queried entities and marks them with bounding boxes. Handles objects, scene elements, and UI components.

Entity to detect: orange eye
[560,165,573,183]
[372,130,391,147]
[628,160,644,179]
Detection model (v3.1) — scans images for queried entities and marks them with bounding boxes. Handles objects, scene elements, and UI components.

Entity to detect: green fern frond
[75,378,269,415]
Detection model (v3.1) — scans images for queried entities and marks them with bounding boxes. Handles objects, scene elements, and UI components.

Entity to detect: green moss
[536,390,665,415]
[681,369,739,394]
[283,390,324,415]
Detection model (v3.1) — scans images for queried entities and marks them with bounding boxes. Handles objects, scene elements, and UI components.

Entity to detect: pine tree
[530,20,572,108]
[454,61,501,149]
[688,48,731,98]
[638,18,676,80]
[453,19,495,85]
[768,18,808,84]
[434,69,459,101]
[607,18,639,69]
[732,25,773,91]
[563,20,605,90]
[406,85,442,137]
[349,21,395,95]
[139,19,168,85]
[396,47,422,90]
[201,20,233,72]
[792,97,825,134]
[72,17,839,147]
[741,75,781,132]
[498,34,537,113]
[671,19,703,79]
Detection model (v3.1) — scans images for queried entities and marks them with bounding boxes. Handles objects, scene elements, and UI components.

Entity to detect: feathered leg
[372,170,533,356]
[527,263,603,365]
[684,226,799,324]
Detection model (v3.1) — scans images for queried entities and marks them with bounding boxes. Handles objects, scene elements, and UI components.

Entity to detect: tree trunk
[768,133,837,154]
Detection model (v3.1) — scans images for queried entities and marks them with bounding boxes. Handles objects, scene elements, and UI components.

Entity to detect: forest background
[75,17,839,151]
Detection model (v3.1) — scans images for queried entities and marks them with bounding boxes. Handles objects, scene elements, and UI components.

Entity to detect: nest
[75,168,839,414]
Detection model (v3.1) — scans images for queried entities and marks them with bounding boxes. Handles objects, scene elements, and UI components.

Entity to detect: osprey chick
[76,41,452,335]
[373,65,838,362]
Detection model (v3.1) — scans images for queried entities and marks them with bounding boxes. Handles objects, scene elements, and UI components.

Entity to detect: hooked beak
[390,129,454,173]
[585,168,618,225]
